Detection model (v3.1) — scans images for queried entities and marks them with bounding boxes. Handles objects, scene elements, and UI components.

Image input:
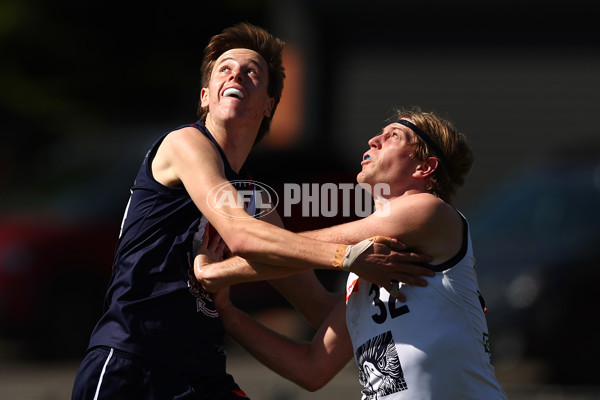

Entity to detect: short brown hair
[197,23,285,145]
[393,107,474,203]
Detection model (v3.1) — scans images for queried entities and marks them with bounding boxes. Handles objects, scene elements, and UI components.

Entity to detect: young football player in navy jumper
[71,24,432,399]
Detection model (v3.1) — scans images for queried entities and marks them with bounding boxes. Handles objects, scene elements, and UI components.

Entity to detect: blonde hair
[393,107,474,203]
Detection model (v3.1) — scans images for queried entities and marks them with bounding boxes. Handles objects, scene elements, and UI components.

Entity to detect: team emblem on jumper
[483,332,491,355]
[356,331,407,399]
[187,257,219,318]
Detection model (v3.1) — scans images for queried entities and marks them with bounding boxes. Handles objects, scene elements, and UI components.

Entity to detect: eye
[247,67,261,77]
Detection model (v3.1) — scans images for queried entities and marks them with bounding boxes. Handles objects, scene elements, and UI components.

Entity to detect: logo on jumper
[356,331,407,399]
[208,180,279,220]
[187,266,219,317]
[483,332,491,354]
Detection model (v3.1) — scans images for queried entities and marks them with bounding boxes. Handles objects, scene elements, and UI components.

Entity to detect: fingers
[375,268,428,288]
[370,236,406,251]
[394,260,436,278]
[388,250,433,264]
[370,235,394,246]
[382,281,406,302]
[215,240,227,261]
[204,224,224,250]
[371,242,432,264]
[388,286,406,302]
[197,224,227,262]
[206,232,221,253]
[390,262,434,286]
[378,260,434,288]
[395,274,429,287]
[199,226,211,250]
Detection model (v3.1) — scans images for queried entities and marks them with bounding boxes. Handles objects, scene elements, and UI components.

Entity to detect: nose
[368,134,383,149]
[228,67,244,83]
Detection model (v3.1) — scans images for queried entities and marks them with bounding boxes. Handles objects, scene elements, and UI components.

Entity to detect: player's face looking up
[200,48,275,127]
[357,120,422,191]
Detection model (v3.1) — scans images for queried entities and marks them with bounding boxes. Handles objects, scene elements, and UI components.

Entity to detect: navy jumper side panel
[88,121,249,374]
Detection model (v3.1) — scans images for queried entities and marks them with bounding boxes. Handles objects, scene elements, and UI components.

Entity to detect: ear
[200,87,209,108]
[413,157,439,178]
[264,97,275,118]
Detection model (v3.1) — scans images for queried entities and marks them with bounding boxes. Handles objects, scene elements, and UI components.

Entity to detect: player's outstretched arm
[214,289,353,391]
[164,128,431,279]
[196,195,435,301]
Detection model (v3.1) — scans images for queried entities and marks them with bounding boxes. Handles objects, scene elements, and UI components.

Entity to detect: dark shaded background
[3,0,599,211]
[2,0,600,396]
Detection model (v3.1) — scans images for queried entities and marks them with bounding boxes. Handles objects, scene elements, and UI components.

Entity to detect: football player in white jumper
[196,107,507,399]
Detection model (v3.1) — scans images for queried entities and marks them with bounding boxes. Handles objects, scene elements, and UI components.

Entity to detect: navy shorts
[71,347,250,400]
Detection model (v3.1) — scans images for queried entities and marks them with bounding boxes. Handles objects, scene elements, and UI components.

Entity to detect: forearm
[299,219,377,245]
[196,200,436,303]
[172,131,352,272]
[196,253,341,328]
[196,255,300,291]
[219,217,343,270]
[268,272,343,329]
[197,263,341,330]
[182,160,343,271]
[218,302,330,390]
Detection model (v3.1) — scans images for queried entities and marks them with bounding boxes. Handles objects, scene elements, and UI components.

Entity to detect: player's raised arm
[164,125,432,285]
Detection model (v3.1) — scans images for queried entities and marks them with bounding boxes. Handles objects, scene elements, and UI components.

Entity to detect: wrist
[218,302,245,331]
[334,237,379,272]
[332,244,350,271]
[194,257,210,280]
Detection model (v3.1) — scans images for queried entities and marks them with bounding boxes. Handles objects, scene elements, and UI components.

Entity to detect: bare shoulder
[153,126,222,187]
[385,193,462,258]
[406,193,461,228]
[163,126,214,152]
[387,193,454,221]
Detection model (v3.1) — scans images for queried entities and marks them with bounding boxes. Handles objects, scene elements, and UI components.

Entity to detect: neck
[205,117,259,173]
[372,187,427,214]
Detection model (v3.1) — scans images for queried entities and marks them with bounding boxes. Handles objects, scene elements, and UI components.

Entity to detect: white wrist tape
[333,237,379,272]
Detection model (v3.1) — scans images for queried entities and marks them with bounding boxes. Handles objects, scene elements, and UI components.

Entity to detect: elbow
[224,235,257,260]
[219,225,252,257]
[217,219,269,259]
[296,375,328,392]
[290,366,331,392]
[278,348,332,391]
[225,239,248,258]
[302,382,325,393]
